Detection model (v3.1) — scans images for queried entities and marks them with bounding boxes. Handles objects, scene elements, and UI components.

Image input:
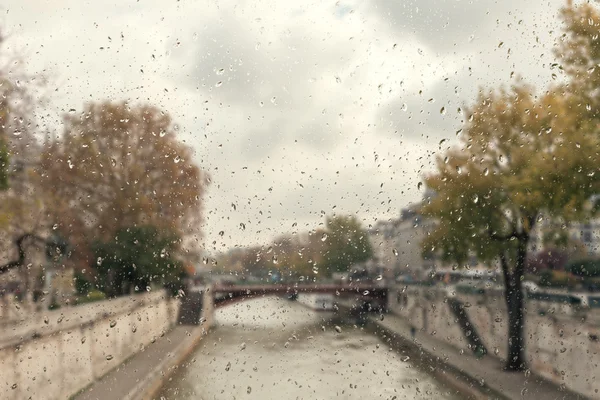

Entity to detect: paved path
[371,312,588,400]
[74,325,206,400]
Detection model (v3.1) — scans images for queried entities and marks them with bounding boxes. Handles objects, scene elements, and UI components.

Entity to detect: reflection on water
[160,297,457,399]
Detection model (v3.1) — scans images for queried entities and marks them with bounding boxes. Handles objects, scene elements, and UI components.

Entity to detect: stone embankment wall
[389,285,600,399]
[0,291,180,400]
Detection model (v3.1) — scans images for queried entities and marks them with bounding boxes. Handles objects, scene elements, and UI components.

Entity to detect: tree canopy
[40,102,208,264]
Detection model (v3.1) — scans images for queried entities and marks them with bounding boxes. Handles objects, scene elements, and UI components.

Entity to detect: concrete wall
[0,291,180,400]
[388,285,600,399]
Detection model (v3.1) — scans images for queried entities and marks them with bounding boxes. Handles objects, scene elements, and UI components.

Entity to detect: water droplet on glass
[334,326,342,333]
[240,342,246,350]
[247,386,252,394]
[473,195,479,204]
[110,320,117,328]
[376,274,383,281]
[43,316,49,324]
[402,356,410,362]
[52,224,58,230]
[96,257,103,266]
[215,81,223,87]
[270,96,277,105]
[363,290,370,295]
[225,361,231,371]
[401,103,407,112]
[335,76,341,83]
[11,383,17,390]
[106,355,113,361]
[216,68,224,76]
[494,347,500,355]
[146,286,151,292]
[440,106,446,115]
[392,249,398,256]
[417,182,423,190]
[321,233,328,242]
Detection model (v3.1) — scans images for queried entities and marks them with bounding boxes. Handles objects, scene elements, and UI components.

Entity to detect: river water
[159,297,458,399]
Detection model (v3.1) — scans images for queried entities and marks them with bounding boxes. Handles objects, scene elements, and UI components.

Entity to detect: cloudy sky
[2,0,565,252]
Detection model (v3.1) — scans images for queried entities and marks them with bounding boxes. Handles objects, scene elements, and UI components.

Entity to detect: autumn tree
[0,30,55,310]
[422,80,600,370]
[40,101,208,270]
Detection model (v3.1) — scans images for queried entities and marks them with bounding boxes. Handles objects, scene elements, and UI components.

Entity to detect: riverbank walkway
[371,312,588,400]
[74,325,206,400]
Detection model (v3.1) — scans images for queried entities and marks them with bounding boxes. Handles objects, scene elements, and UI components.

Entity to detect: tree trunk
[501,241,528,371]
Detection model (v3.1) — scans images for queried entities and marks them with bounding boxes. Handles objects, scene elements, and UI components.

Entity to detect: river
[159,297,458,399]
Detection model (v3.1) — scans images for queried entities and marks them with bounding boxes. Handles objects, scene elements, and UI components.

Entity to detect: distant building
[367,200,437,280]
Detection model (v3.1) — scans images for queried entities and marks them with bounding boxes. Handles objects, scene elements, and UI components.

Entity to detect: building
[367,200,437,280]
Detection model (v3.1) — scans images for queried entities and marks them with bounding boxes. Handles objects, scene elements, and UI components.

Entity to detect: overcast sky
[2,0,565,252]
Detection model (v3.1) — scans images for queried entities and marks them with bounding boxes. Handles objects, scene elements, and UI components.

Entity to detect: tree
[421,81,600,370]
[40,101,208,267]
[92,225,184,297]
[321,215,373,276]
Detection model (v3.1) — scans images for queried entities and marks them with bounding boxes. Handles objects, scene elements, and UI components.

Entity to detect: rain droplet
[402,356,410,362]
[247,386,252,394]
[401,103,407,112]
[270,96,277,104]
[52,224,58,230]
[81,337,86,344]
[494,347,499,355]
[473,195,479,204]
[335,76,341,83]
[440,106,446,115]
[11,384,17,390]
[334,326,342,333]
[43,316,49,324]
[321,233,328,242]
[96,257,103,266]
[215,81,223,87]
[225,361,231,371]
[363,290,370,295]
[240,342,246,350]
[110,320,117,328]
[106,355,113,361]
[392,249,398,256]
[376,274,383,281]
[216,68,224,76]
[417,182,423,190]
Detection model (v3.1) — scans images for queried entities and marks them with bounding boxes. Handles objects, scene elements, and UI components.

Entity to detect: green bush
[566,259,600,278]
[74,271,92,296]
[75,289,106,305]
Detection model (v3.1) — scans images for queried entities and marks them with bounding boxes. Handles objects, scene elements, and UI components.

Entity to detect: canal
[159,297,459,399]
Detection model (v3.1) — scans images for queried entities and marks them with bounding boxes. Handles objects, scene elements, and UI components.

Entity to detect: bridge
[178,282,389,325]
